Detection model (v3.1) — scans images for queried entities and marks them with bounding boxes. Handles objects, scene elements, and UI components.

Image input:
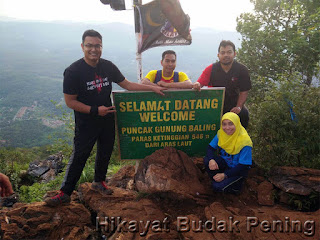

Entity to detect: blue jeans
[203,155,246,194]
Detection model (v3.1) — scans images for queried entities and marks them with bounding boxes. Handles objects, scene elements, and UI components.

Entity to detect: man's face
[161,54,176,74]
[218,45,236,66]
[81,36,102,65]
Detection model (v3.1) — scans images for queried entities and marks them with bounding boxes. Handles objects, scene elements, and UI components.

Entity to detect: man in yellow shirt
[141,50,193,89]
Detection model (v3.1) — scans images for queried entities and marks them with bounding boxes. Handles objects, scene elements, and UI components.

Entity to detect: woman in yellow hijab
[204,112,253,194]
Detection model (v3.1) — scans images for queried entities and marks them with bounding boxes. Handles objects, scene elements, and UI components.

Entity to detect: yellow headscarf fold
[217,112,253,155]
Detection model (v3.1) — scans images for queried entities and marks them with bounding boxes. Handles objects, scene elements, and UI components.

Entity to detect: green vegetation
[237,0,320,85]
[287,191,320,212]
[0,133,132,203]
[237,0,320,170]
[0,119,67,148]
[0,101,133,203]
[248,75,320,170]
[0,146,49,192]
[18,145,131,203]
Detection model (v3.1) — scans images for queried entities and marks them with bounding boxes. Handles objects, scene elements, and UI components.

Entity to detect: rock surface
[1,148,319,239]
[0,200,92,240]
[257,181,275,206]
[108,164,135,190]
[268,166,320,195]
[135,147,212,204]
[27,152,64,182]
[204,201,319,240]
[78,183,178,239]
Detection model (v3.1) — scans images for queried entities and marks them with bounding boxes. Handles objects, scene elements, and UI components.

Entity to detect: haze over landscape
[0,0,255,147]
[0,19,240,147]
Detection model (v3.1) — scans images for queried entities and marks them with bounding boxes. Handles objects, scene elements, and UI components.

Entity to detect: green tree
[236,0,320,86]
[248,74,320,170]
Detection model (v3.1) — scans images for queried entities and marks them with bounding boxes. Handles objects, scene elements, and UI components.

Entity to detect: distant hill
[0,20,240,147]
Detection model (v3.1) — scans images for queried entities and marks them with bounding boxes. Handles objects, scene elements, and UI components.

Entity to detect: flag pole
[133,0,143,82]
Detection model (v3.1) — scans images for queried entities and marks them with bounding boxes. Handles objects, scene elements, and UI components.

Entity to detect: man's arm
[192,82,203,91]
[118,78,166,95]
[193,64,213,91]
[157,79,193,89]
[0,173,14,197]
[141,77,158,86]
[64,94,116,116]
[230,91,249,114]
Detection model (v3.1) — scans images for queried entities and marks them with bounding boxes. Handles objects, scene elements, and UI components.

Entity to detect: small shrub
[287,192,320,212]
[19,173,65,203]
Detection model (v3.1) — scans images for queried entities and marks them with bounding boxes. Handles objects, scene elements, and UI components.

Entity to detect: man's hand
[208,159,219,170]
[98,106,116,116]
[213,173,225,182]
[0,173,14,197]
[230,106,241,114]
[192,82,202,91]
[157,81,170,88]
[157,80,193,89]
[232,91,249,114]
[150,86,166,96]
[118,79,166,96]
[141,78,157,86]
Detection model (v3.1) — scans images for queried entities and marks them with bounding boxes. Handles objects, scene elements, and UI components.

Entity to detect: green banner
[112,88,224,160]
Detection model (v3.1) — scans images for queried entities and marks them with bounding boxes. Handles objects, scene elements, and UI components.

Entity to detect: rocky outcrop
[1,148,319,239]
[0,199,92,240]
[268,166,320,195]
[108,164,135,190]
[135,147,212,204]
[27,152,64,183]
[78,183,179,239]
[204,201,320,240]
[0,194,19,208]
[257,181,275,206]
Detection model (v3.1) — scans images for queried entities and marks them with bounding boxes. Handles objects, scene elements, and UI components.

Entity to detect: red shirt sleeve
[197,64,213,86]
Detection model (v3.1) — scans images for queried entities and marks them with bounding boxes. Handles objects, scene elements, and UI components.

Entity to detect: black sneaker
[92,181,113,195]
[44,191,71,207]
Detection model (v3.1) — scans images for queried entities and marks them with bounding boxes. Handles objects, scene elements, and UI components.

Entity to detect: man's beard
[220,60,233,66]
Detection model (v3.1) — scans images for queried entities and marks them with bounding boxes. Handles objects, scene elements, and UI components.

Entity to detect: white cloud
[0,0,253,31]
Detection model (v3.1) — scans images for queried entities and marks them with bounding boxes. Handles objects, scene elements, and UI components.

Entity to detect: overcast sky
[0,0,254,31]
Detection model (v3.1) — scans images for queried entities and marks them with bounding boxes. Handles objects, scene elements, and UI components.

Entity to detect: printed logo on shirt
[221,150,232,162]
[231,77,238,82]
[86,74,110,92]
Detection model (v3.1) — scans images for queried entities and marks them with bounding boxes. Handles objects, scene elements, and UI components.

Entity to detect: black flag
[135,0,192,53]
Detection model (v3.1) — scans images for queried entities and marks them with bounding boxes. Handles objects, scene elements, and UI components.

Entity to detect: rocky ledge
[1,147,319,239]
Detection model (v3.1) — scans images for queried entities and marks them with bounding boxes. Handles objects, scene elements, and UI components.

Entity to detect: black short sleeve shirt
[63,58,125,122]
[209,61,251,112]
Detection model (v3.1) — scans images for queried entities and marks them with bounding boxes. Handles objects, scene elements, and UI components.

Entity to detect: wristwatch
[237,106,242,111]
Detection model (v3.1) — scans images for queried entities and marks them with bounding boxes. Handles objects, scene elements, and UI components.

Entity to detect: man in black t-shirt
[45,29,165,207]
[193,40,251,128]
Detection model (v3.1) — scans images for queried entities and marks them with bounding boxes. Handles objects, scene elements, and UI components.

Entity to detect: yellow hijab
[217,112,253,155]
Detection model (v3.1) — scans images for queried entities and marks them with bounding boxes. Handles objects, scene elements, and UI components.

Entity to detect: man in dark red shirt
[193,40,251,128]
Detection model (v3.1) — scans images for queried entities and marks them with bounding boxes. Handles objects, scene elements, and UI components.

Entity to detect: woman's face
[222,119,236,135]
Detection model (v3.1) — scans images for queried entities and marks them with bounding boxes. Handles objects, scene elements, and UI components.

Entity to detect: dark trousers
[61,117,115,196]
[238,106,249,129]
[224,106,249,129]
[203,155,245,194]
